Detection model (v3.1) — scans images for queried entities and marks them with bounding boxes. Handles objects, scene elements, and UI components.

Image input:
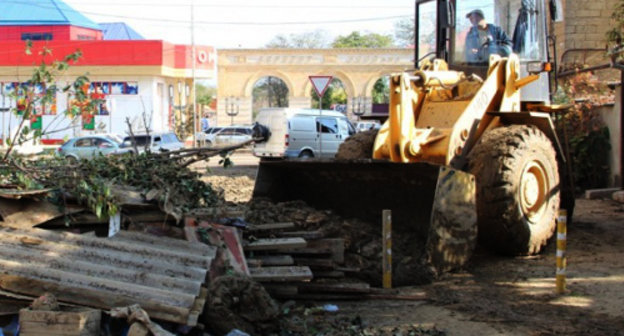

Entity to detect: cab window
[317,118,338,134]
[417,0,437,63]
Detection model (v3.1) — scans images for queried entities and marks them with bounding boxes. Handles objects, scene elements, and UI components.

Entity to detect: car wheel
[298,150,314,159]
[65,156,78,163]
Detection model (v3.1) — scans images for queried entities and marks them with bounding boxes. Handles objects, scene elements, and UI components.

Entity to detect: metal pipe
[557,63,612,78]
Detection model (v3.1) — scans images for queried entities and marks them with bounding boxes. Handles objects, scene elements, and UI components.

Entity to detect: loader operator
[464,9,513,64]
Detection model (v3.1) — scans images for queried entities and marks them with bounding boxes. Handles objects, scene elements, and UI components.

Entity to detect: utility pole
[191,1,197,147]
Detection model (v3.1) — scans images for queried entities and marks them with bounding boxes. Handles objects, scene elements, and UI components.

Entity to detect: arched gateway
[216,48,413,125]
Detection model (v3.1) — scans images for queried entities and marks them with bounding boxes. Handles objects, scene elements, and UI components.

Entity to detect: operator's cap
[466,9,484,19]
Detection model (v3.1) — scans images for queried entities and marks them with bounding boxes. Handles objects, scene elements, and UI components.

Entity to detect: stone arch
[364,72,394,97]
[302,70,355,98]
[243,70,295,98]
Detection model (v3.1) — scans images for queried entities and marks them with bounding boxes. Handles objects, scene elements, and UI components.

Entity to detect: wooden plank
[312,271,345,278]
[585,187,621,199]
[298,282,370,294]
[0,274,192,325]
[245,238,306,251]
[281,239,344,263]
[249,266,313,282]
[277,230,325,240]
[247,222,296,231]
[247,255,294,266]
[294,258,335,268]
[19,308,101,336]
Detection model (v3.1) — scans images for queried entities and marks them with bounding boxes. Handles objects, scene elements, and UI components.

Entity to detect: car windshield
[451,0,547,66]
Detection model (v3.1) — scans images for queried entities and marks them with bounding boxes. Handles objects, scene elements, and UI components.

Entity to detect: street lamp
[352,95,365,120]
[225,96,239,126]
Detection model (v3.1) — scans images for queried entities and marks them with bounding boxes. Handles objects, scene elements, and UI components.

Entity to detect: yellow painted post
[556,209,567,294]
[382,209,392,289]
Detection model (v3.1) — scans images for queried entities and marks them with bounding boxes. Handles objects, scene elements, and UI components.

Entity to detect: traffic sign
[309,75,333,97]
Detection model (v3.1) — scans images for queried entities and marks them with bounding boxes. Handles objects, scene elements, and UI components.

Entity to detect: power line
[2,1,410,26]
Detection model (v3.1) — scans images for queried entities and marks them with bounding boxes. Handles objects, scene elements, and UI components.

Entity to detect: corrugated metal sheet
[0,0,101,30]
[0,226,215,325]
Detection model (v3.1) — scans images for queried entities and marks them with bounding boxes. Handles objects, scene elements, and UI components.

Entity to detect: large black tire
[335,129,379,160]
[469,125,560,255]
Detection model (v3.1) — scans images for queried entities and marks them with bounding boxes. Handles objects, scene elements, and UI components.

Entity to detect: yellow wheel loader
[253,0,573,275]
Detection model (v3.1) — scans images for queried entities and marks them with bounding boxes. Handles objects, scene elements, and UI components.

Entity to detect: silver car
[118,132,184,153]
[205,126,253,146]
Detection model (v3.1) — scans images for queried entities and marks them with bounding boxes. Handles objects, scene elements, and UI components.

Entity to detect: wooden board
[280,238,344,263]
[298,282,370,294]
[245,238,306,251]
[19,308,101,336]
[294,258,335,268]
[249,266,313,282]
[277,230,325,240]
[247,222,296,231]
[247,255,294,266]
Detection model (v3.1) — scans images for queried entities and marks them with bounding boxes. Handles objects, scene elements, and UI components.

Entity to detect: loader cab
[415,0,552,103]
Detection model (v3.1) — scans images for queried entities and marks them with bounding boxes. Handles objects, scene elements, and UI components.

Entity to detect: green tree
[253,76,289,118]
[394,17,415,47]
[196,83,216,107]
[331,31,394,48]
[607,0,624,54]
[372,76,390,104]
[265,30,330,48]
[311,78,347,109]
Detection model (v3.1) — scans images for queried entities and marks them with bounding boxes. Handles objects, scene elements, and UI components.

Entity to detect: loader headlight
[526,61,552,74]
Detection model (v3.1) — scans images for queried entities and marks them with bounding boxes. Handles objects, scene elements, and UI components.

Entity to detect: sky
[64,0,415,49]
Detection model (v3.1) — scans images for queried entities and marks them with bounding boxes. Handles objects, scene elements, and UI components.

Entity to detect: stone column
[288,96,310,109]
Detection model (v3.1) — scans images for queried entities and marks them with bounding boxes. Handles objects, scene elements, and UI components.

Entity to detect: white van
[253,108,355,158]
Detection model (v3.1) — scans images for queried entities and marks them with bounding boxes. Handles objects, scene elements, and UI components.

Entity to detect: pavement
[203,151,260,167]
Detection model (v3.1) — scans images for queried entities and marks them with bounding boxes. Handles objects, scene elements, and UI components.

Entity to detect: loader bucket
[253,159,478,274]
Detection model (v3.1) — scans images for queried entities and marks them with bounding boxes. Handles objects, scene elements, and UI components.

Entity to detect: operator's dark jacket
[465,24,513,64]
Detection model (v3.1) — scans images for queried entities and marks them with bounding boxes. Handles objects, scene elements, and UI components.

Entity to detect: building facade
[0,0,215,144]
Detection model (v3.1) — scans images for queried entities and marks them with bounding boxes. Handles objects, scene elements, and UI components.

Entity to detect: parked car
[355,120,381,132]
[253,108,355,159]
[205,126,253,147]
[56,135,122,161]
[118,132,184,153]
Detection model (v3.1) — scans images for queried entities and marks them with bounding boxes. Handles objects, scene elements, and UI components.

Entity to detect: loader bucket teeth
[253,159,477,275]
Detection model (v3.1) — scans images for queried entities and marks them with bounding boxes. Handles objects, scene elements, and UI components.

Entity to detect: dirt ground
[203,162,624,336]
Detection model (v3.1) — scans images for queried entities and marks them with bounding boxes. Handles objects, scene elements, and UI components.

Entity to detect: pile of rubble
[0,143,440,335]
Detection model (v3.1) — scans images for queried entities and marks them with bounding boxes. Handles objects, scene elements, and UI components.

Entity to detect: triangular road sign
[309,75,333,97]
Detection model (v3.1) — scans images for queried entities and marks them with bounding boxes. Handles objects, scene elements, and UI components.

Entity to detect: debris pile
[245,198,436,288]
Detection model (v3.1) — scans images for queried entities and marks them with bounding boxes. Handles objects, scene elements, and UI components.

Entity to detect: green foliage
[310,78,347,109]
[607,0,624,44]
[196,83,216,107]
[2,44,101,160]
[372,76,390,104]
[5,153,223,221]
[569,126,611,190]
[332,31,394,48]
[252,76,289,118]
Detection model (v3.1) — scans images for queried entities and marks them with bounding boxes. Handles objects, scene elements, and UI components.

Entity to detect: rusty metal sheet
[0,226,216,326]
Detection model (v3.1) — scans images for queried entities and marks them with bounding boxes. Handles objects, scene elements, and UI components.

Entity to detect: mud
[203,275,280,335]
[204,163,624,335]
